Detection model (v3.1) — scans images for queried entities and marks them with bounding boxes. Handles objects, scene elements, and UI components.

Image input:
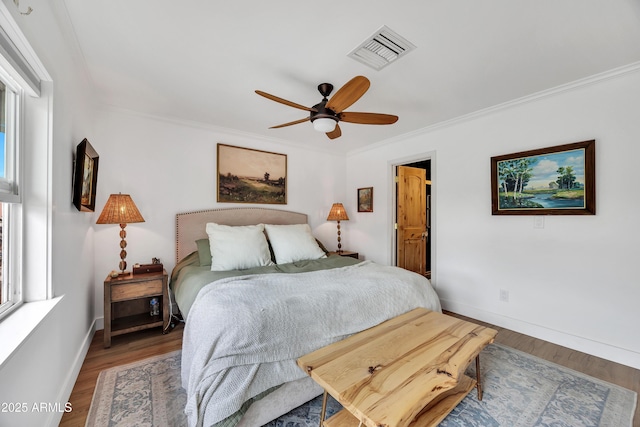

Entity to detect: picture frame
[357,187,373,212]
[217,143,287,204]
[72,138,99,212]
[491,140,595,215]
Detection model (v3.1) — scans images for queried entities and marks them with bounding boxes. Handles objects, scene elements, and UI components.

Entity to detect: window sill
[0,296,63,369]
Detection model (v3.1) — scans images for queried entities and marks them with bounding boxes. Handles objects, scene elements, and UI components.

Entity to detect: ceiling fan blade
[340,111,399,125]
[269,117,310,129]
[326,76,370,113]
[256,90,316,112]
[326,124,342,139]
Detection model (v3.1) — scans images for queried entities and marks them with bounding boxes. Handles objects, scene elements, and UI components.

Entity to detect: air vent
[348,25,416,70]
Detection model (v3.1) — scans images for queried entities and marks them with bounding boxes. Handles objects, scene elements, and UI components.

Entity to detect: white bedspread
[182,260,441,427]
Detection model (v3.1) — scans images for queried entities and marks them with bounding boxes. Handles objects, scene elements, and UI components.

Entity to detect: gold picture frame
[217,143,287,204]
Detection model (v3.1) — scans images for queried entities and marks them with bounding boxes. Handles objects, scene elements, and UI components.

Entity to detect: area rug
[86,344,637,427]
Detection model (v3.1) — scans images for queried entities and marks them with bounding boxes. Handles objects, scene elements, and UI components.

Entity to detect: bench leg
[319,390,328,427]
[476,355,484,401]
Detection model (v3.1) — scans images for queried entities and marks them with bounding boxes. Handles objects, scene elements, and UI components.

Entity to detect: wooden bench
[297,308,498,427]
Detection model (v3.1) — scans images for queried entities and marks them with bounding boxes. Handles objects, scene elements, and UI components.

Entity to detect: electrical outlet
[534,216,544,229]
[499,289,510,302]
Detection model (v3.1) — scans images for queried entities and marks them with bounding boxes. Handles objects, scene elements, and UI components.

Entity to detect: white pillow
[264,223,327,264]
[206,223,274,271]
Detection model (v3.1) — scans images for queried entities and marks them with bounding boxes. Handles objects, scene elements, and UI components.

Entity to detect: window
[0,67,22,317]
[0,82,4,308]
[0,5,53,362]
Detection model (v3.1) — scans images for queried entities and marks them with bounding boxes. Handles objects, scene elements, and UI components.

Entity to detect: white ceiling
[60,0,640,153]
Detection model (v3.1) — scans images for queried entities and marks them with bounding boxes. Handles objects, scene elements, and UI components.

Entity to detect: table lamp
[96,193,145,274]
[326,203,349,253]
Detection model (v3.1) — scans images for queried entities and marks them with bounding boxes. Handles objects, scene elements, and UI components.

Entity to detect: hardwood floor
[59,314,639,427]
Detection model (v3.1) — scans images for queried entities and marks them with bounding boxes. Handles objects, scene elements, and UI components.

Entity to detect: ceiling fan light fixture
[312,117,337,133]
[256,75,397,140]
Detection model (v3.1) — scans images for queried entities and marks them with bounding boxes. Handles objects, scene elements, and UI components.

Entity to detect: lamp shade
[313,117,337,133]
[96,194,145,225]
[327,203,349,221]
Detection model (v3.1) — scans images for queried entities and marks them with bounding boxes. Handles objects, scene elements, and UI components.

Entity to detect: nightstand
[103,269,169,348]
[328,251,359,259]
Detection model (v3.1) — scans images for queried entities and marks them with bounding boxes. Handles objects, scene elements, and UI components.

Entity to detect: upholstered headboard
[175,207,308,262]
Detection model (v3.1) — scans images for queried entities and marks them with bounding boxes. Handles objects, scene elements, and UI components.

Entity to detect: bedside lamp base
[336,220,343,253]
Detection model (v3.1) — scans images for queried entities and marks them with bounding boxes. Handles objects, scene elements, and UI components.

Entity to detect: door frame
[389,151,437,285]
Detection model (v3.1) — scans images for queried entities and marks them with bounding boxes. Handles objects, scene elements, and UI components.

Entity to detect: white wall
[0,0,97,426]
[0,2,347,421]
[92,109,347,323]
[345,65,640,369]
[1,4,637,426]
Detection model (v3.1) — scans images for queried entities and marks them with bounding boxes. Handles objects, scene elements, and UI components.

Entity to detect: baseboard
[46,318,97,426]
[441,299,640,370]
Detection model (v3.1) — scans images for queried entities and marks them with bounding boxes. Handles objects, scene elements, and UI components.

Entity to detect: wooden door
[397,166,428,276]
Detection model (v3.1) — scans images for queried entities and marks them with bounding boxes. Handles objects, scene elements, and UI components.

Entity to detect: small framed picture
[73,138,99,212]
[357,187,373,212]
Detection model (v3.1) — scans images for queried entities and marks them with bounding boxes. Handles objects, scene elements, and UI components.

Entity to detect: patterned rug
[85,344,637,427]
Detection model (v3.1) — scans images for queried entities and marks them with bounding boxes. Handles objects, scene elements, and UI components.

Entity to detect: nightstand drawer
[111,280,162,301]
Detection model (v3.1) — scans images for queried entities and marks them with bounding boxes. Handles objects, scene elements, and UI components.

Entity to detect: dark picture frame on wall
[217,143,287,204]
[72,138,99,212]
[491,139,595,215]
[357,187,373,212]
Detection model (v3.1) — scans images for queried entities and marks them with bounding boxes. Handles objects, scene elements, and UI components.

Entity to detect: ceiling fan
[255,76,398,140]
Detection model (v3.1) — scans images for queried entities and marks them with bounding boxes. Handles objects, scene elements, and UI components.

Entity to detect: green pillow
[315,238,329,254]
[196,238,212,266]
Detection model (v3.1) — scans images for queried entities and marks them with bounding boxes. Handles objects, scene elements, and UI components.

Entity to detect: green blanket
[170,252,360,320]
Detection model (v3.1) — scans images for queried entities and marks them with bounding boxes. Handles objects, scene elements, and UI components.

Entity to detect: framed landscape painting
[217,144,287,204]
[491,140,595,215]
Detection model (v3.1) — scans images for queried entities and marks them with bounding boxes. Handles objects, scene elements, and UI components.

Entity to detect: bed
[170,207,442,427]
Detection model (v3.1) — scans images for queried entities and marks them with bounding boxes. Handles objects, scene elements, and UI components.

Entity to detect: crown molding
[99,104,343,156]
[348,61,640,157]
